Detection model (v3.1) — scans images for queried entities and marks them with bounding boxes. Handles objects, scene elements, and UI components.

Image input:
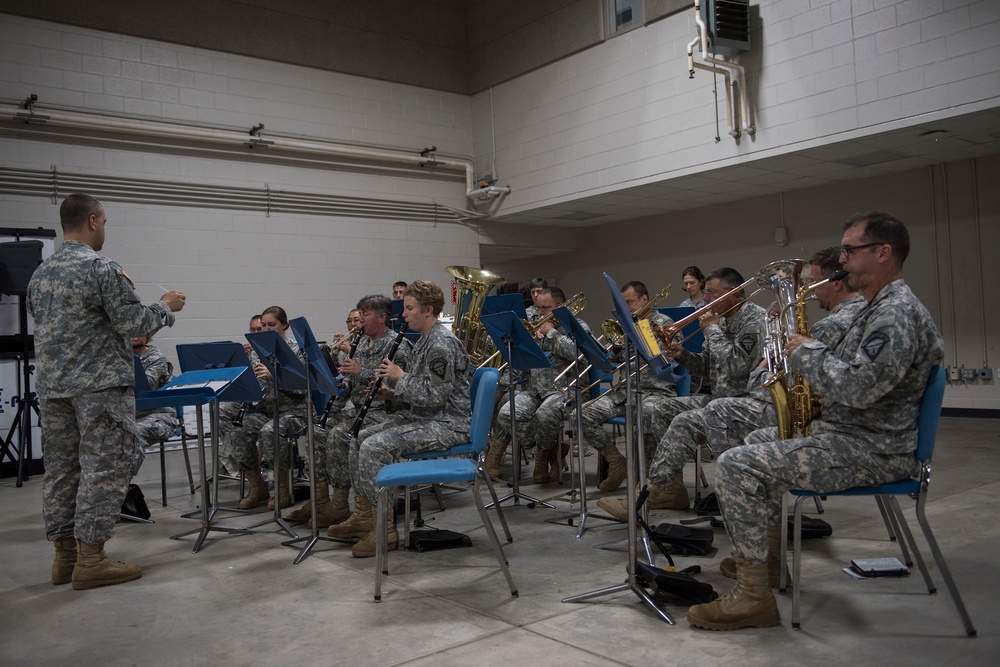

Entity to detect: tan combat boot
[548,442,569,481]
[71,540,142,590]
[309,486,351,529]
[52,537,77,585]
[598,446,627,493]
[327,495,374,539]
[719,526,790,588]
[286,480,330,521]
[485,436,506,480]
[648,475,689,510]
[267,463,294,511]
[532,448,550,484]
[352,506,399,558]
[687,557,780,630]
[239,468,269,509]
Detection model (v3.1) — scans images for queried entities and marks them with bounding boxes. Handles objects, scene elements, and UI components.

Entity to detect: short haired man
[688,212,943,630]
[28,193,185,589]
[392,281,407,300]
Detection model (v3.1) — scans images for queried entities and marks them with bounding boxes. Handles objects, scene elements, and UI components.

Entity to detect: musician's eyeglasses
[839,242,883,257]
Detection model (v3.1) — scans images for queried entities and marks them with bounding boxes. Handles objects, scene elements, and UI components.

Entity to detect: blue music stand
[562,273,676,625]
[483,293,527,320]
[284,317,355,562]
[175,342,265,519]
[547,306,618,536]
[480,311,552,510]
[243,330,309,539]
[141,364,259,552]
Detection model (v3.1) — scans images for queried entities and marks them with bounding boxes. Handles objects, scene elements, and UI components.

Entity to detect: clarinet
[319,326,365,428]
[348,326,407,439]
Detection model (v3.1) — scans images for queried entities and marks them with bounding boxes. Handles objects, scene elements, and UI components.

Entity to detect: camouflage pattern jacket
[392,321,470,429]
[27,240,175,398]
[790,279,944,455]
[346,327,411,411]
[137,344,174,419]
[679,301,766,398]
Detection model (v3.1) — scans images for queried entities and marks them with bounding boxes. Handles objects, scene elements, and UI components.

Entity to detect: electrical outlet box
[979,367,993,381]
[948,366,959,382]
[963,367,978,382]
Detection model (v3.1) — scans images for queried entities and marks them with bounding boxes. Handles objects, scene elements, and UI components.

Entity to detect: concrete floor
[1,416,996,666]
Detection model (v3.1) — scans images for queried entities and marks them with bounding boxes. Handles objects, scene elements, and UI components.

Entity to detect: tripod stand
[1,298,40,487]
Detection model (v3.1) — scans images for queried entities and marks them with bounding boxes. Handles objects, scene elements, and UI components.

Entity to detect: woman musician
[286,295,411,527]
[327,280,471,558]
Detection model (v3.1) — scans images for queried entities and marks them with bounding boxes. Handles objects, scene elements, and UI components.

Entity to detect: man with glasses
[688,212,944,631]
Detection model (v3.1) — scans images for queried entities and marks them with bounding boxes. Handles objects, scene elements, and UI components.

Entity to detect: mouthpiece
[829,269,849,281]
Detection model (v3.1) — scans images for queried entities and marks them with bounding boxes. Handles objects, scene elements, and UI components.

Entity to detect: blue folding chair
[373,367,517,601]
[781,366,976,635]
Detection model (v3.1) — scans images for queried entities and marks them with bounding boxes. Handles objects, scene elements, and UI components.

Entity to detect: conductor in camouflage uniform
[28,193,185,590]
[328,280,470,557]
[688,212,944,631]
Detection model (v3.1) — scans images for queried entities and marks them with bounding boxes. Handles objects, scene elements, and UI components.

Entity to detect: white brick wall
[0,15,481,367]
[473,0,1000,214]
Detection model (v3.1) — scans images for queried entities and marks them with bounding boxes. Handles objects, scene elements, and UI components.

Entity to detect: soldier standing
[688,212,944,631]
[28,193,185,590]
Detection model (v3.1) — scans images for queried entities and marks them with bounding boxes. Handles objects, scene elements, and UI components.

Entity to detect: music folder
[603,272,683,385]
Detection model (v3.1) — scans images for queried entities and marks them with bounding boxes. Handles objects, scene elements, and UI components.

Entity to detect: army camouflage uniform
[352,322,470,504]
[576,311,677,455]
[130,344,178,477]
[716,280,944,563]
[644,301,767,483]
[222,331,308,472]
[323,329,411,488]
[27,240,176,544]
[493,317,591,455]
[700,294,866,457]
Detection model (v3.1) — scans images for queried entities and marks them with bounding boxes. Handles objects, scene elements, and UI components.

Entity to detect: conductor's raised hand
[160,290,186,312]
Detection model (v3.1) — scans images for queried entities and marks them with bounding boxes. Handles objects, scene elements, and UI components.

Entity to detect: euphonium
[762,263,847,439]
[446,265,506,366]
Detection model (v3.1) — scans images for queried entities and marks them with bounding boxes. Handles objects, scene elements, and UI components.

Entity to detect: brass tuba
[446,265,507,366]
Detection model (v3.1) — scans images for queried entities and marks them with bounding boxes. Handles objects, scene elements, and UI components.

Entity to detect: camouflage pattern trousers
[40,387,135,544]
[494,390,564,454]
[716,426,916,563]
[351,416,469,504]
[323,408,392,488]
[646,395,711,461]
[130,410,179,478]
[576,391,679,455]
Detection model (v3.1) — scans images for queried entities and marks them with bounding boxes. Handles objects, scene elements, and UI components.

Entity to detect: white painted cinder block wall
[0,14,481,360]
[472,0,1000,211]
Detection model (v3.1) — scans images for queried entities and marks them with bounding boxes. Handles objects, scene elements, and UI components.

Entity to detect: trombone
[554,284,672,387]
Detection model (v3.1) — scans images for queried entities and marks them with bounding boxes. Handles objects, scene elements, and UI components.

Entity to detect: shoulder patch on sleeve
[861,331,889,361]
[738,333,758,355]
[427,350,450,382]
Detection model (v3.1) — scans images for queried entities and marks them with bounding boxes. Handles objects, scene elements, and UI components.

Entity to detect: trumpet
[479,292,587,371]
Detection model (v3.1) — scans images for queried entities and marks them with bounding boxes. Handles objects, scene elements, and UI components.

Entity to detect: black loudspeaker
[0,241,44,296]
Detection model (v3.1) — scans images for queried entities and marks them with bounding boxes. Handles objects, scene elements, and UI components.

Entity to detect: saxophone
[763,267,848,439]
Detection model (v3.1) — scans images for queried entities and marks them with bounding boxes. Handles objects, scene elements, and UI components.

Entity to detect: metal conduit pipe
[1,103,510,210]
[0,166,465,223]
[689,0,755,138]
